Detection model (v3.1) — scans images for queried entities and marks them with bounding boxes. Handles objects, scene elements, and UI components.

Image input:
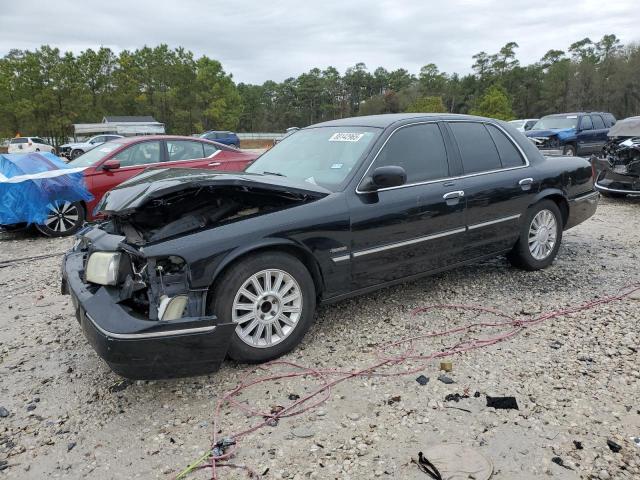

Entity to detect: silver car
[59,134,123,159]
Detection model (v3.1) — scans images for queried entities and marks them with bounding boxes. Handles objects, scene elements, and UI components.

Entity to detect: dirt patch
[1,197,639,479]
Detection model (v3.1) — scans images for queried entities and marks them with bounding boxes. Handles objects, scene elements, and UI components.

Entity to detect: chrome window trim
[468,214,521,230]
[355,119,530,195]
[85,312,216,340]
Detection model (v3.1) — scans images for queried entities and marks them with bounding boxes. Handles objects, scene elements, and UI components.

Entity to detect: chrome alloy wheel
[232,269,303,348]
[44,201,80,233]
[528,209,557,260]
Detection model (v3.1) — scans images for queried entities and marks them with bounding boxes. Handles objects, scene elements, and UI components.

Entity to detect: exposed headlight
[158,295,188,321]
[85,252,122,285]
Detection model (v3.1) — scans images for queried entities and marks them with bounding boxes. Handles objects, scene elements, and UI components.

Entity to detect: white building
[72,116,165,140]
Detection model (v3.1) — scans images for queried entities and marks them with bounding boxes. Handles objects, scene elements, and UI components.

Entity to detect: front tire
[35,201,85,237]
[209,252,316,363]
[508,200,563,271]
[71,149,84,159]
[563,144,576,156]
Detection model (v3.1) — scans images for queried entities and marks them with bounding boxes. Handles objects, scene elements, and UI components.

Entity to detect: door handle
[519,178,533,191]
[443,190,465,200]
[208,161,221,167]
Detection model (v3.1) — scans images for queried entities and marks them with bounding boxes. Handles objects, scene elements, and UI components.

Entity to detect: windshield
[246,126,379,191]
[532,115,578,130]
[67,142,123,167]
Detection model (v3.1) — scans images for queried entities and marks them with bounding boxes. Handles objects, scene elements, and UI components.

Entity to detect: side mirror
[361,166,407,191]
[102,159,121,171]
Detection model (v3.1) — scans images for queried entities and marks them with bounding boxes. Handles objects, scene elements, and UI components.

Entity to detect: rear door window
[113,141,162,167]
[371,123,449,184]
[580,116,593,130]
[166,140,205,161]
[448,122,501,174]
[486,125,525,168]
[203,143,219,157]
[591,115,605,130]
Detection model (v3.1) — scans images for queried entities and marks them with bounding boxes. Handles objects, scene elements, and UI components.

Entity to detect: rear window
[603,113,616,127]
[10,138,28,144]
[449,122,501,174]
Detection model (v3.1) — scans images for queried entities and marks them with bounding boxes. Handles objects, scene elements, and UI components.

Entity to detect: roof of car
[544,112,611,117]
[112,135,213,144]
[311,113,495,129]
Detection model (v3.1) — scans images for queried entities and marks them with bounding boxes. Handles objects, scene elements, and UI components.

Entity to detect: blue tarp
[0,153,93,225]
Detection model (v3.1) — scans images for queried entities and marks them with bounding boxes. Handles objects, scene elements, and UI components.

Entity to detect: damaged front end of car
[61,168,329,378]
[595,137,640,196]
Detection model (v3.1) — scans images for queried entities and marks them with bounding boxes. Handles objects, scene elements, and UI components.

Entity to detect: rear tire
[209,252,316,363]
[35,201,86,237]
[508,200,563,271]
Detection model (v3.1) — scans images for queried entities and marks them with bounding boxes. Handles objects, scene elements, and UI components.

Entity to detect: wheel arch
[529,189,569,227]
[207,239,325,303]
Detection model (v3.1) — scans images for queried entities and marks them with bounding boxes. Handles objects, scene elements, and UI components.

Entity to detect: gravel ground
[1,196,639,480]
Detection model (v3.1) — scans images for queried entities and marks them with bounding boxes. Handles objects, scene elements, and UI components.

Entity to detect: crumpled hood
[526,128,576,140]
[96,168,331,215]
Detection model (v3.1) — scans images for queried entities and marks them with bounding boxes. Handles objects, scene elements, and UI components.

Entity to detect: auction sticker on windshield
[329,132,364,142]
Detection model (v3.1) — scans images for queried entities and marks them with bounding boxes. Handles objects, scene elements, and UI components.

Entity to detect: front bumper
[594,169,640,195]
[62,251,235,379]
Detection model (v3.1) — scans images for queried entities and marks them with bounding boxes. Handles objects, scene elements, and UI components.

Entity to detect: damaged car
[62,113,599,378]
[594,116,640,197]
[526,112,615,157]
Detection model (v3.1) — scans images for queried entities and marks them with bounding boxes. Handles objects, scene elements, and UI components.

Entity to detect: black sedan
[62,113,599,378]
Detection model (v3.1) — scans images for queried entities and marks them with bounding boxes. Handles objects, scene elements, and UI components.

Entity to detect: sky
[1,0,638,84]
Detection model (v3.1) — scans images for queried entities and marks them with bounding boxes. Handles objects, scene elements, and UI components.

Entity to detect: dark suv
[199,131,240,148]
[526,112,616,157]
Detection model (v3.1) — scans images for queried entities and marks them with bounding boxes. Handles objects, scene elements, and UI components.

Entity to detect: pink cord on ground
[176,283,640,480]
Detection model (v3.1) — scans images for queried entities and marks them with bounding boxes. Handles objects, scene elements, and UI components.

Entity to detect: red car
[39,135,257,237]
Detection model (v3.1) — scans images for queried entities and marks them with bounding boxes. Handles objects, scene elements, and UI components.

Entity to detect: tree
[405,96,446,113]
[194,57,241,131]
[470,85,514,120]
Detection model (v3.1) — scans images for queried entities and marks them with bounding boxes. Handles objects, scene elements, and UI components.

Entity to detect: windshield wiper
[263,171,286,177]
